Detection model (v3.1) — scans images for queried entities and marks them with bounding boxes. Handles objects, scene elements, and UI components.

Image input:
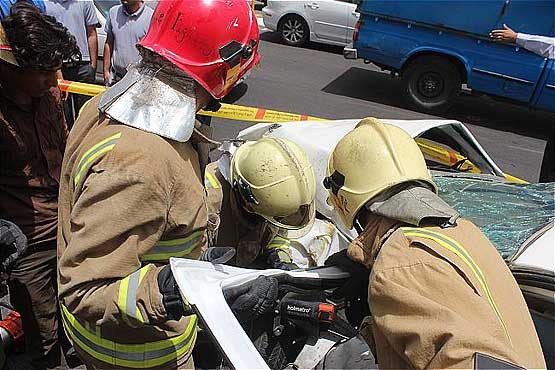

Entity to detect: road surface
[212,26,554,182]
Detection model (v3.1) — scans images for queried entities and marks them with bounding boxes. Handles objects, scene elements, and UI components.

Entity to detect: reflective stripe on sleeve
[118,266,149,325]
[74,132,122,189]
[267,236,293,262]
[204,171,220,189]
[141,230,204,262]
[267,235,291,250]
[400,227,511,342]
[61,305,197,368]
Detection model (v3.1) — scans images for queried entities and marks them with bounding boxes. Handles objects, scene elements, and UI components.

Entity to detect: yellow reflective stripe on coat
[400,227,511,342]
[61,305,197,368]
[74,132,122,189]
[267,236,293,262]
[204,170,220,189]
[267,235,291,250]
[117,266,149,325]
[141,230,204,262]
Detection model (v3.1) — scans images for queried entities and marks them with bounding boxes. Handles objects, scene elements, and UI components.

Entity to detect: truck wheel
[403,56,462,113]
[279,15,309,47]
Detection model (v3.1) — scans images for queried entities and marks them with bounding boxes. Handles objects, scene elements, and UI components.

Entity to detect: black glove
[0,220,27,273]
[224,275,278,322]
[199,247,236,264]
[158,265,194,321]
[325,250,370,324]
[266,248,299,271]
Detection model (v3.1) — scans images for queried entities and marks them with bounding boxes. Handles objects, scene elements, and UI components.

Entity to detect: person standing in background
[0,0,69,102]
[103,0,153,86]
[44,0,98,127]
[0,3,82,368]
[490,24,554,182]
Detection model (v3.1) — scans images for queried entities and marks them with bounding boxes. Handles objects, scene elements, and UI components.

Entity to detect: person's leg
[72,63,96,118]
[8,247,61,369]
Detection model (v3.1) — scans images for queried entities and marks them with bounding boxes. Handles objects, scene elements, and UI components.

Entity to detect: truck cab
[344,0,555,113]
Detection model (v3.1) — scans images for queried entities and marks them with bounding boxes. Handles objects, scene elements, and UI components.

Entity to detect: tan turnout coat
[57,95,207,370]
[349,216,546,370]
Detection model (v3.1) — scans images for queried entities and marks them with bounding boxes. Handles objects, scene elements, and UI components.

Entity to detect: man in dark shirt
[0,3,81,368]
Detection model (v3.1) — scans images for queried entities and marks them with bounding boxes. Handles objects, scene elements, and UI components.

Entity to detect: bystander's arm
[490,24,554,59]
[516,33,555,59]
[103,33,113,85]
[86,25,97,70]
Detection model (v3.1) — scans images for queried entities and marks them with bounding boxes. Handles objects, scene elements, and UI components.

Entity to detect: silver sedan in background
[263,0,359,47]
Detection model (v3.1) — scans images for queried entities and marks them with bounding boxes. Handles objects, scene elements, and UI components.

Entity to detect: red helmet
[139,0,260,99]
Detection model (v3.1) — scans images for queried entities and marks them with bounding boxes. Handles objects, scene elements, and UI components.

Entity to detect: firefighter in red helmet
[57,1,275,369]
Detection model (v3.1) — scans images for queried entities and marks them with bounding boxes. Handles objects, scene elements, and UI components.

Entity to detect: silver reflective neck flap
[367,185,459,227]
[98,63,197,142]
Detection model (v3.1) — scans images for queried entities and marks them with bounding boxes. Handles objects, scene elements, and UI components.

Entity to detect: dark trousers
[61,62,96,129]
[7,245,80,369]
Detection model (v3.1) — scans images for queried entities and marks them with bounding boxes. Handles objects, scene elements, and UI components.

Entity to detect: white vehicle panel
[169,259,353,370]
[512,225,555,273]
[170,259,272,370]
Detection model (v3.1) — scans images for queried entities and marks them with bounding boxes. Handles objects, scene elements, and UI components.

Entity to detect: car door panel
[532,60,555,111]
[305,0,351,44]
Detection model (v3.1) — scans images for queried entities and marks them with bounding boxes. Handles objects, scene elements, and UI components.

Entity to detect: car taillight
[353,19,362,42]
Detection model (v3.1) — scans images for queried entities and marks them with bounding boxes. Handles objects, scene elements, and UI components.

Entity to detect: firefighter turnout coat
[349,216,546,370]
[57,96,207,370]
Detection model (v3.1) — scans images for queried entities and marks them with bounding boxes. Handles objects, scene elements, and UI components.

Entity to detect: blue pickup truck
[344,0,555,113]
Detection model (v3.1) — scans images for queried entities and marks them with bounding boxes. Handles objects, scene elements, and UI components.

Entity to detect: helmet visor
[267,200,315,233]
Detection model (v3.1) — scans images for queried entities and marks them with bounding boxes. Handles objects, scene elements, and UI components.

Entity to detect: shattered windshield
[435,174,555,259]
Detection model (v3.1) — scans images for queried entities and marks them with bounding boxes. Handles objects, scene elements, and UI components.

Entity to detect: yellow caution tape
[57,79,323,123]
[415,137,482,174]
[58,79,106,97]
[503,173,528,184]
[198,104,326,123]
[57,79,527,183]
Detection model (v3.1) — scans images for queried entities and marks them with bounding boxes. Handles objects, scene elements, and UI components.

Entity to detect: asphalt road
[211,27,555,182]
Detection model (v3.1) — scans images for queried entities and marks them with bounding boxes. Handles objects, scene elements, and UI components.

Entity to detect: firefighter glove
[0,220,27,273]
[199,247,236,264]
[325,250,370,301]
[158,265,193,321]
[224,275,278,322]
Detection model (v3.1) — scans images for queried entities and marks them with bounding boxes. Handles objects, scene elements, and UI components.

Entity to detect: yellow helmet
[324,118,437,229]
[231,137,316,231]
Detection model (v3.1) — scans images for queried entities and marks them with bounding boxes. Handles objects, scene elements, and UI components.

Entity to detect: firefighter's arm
[264,235,299,270]
[59,169,172,328]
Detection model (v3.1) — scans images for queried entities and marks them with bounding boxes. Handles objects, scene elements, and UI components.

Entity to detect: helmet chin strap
[354,218,365,234]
